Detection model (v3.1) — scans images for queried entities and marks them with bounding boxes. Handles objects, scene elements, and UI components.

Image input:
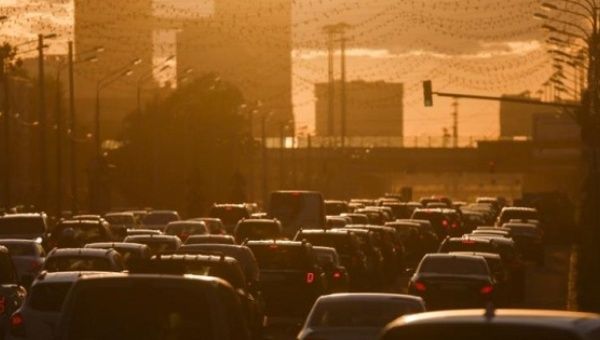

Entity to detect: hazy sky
[0,0,558,138]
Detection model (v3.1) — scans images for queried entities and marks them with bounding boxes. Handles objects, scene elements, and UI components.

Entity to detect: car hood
[299,327,381,340]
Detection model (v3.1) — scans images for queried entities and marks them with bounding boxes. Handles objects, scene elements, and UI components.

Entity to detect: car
[411,208,463,238]
[312,246,349,293]
[0,246,27,336]
[497,207,540,227]
[385,221,428,266]
[394,219,440,253]
[0,213,49,246]
[0,240,45,287]
[233,219,283,243]
[340,213,369,225]
[103,212,137,229]
[84,242,152,269]
[6,271,109,340]
[381,309,600,340]
[125,229,162,237]
[449,252,510,306]
[354,208,387,225]
[140,210,180,231]
[408,254,496,310]
[43,248,125,273]
[293,229,369,291]
[55,274,251,340]
[298,293,425,340]
[189,217,226,234]
[176,244,260,293]
[459,210,488,233]
[209,204,252,233]
[380,202,413,220]
[122,235,182,255]
[131,254,264,339]
[326,216,350,229]
[163,221,208,242]
[184,234,236,245]
[324,200,350,216]
[268,191,326,237]
[245,240,327,317]
[49,220,114,249]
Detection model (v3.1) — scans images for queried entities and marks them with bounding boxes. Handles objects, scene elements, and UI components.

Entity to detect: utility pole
[261,113,268,205]
[2,56,10,209]
[55,66,63,216]
[67,41,78,214]
[339,26,349,148]
[279,121,285,189]
[323,25,337,137]
[37,34,48,211]
[452,98,459,148]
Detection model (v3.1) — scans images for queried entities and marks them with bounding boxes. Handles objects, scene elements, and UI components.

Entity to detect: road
[264,245,574,340]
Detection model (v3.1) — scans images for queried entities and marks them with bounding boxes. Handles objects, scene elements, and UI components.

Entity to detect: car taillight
[442,220,449,228]
[451,223,458,229]
[0,296,6,314]
[480,284,494,295]
[414,281,427,292]
[306,272,315,284]
[10,312,25,337]
[333,272,342,279]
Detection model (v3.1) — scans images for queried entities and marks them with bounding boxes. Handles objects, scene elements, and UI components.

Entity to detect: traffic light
[423,80,433,107]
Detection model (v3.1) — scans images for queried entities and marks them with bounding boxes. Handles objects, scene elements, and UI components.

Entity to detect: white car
[297,293,425,340]
[6,271,111,340]
[381,309,600,340]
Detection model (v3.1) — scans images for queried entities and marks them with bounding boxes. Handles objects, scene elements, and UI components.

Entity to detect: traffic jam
[0,191,595,340]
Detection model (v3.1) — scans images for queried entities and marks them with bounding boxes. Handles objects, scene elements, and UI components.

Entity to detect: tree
[109,74,249,214]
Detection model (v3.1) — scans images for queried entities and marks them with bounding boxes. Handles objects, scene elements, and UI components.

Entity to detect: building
[176,0,293,136]
[73,0,155,138]
[499,95,560,138]
[315,80,404,137]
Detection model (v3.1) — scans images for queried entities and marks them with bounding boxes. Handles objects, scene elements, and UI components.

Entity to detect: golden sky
[0,0,558,138]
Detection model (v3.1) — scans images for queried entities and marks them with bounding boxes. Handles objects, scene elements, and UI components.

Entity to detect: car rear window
[440,240,498,254]
[0,217,45,234]
[500,210,539,223]
[249,245,309,270]
[1,243,38,256]
[45,257,112,272]
[236,222,280,241]
[30,282,73,312]
[386,324,581,340]
[209,208,248,226]
[165,224,208,237]
[296,233,355,255]
[310,300,423,328]
[142,213,178,226]
[105,215,135,225]
[419,257,489,276]
[67,283,214,340]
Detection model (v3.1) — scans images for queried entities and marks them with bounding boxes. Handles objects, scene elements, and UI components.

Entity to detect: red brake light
[10,313,23,327]
[333,272,342,279]
[306,272,315,284]
[269,244,278,249]
[480,285,494,295]
[462,239,476,244]
[451,223,458,229]
[442,220,449,228]
[0,296,6,314]
[414,281,427,292]
[292,192,301,196]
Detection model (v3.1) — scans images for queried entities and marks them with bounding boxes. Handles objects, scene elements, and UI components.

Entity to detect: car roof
[47,248,118,257]
[298,229,349,235]
[388,309,600,333]
[104,212,135,217]
[312,246,337,254]
[502,207,538,212]
[317,293,424,304]
[448,252,502,260]
[125,235,180,242]
[447,237,492,244]
[85,242,149,250]
[246,240,306,247]
[0,239,40,245]
[71,273,228,287]
[152,254,238,265]
[166,221,205,226]
[238,219,279,224]
[34,271,117,284]
[187,234,234,240]
[423,253,486,262]
[345,224,396,232]
[1,213,44,218]
[180,244,247,251]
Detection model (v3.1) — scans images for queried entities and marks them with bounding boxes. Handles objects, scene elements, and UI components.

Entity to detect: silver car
[0,240,45,287]
[297,293,425,340]
[6,271,111,340]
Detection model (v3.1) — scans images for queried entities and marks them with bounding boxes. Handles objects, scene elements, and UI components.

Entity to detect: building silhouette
[315,80,404,138]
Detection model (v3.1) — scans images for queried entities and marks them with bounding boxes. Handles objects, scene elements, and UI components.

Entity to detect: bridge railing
[262,136,530,149]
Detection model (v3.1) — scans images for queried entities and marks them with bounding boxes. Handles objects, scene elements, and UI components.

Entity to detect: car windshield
[30,282,73,312]
[0,217,45,234]
[142,213,178,225]
[105,215,135,225]
[419,257,489,276]
[309,299,423,328]
[45,257,112,272]
[67,283,213,340]
[0,243,38,256]
[250,245,308,271]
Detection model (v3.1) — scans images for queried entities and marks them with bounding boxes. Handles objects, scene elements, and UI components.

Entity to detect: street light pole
[67,42,77,214]
[2,54,11,210]
[37,34,48,211]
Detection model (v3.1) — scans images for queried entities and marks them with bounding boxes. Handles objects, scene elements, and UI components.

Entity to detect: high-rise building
[176,0,293,136]
[73,0,155,138]
[314,81,404,137]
